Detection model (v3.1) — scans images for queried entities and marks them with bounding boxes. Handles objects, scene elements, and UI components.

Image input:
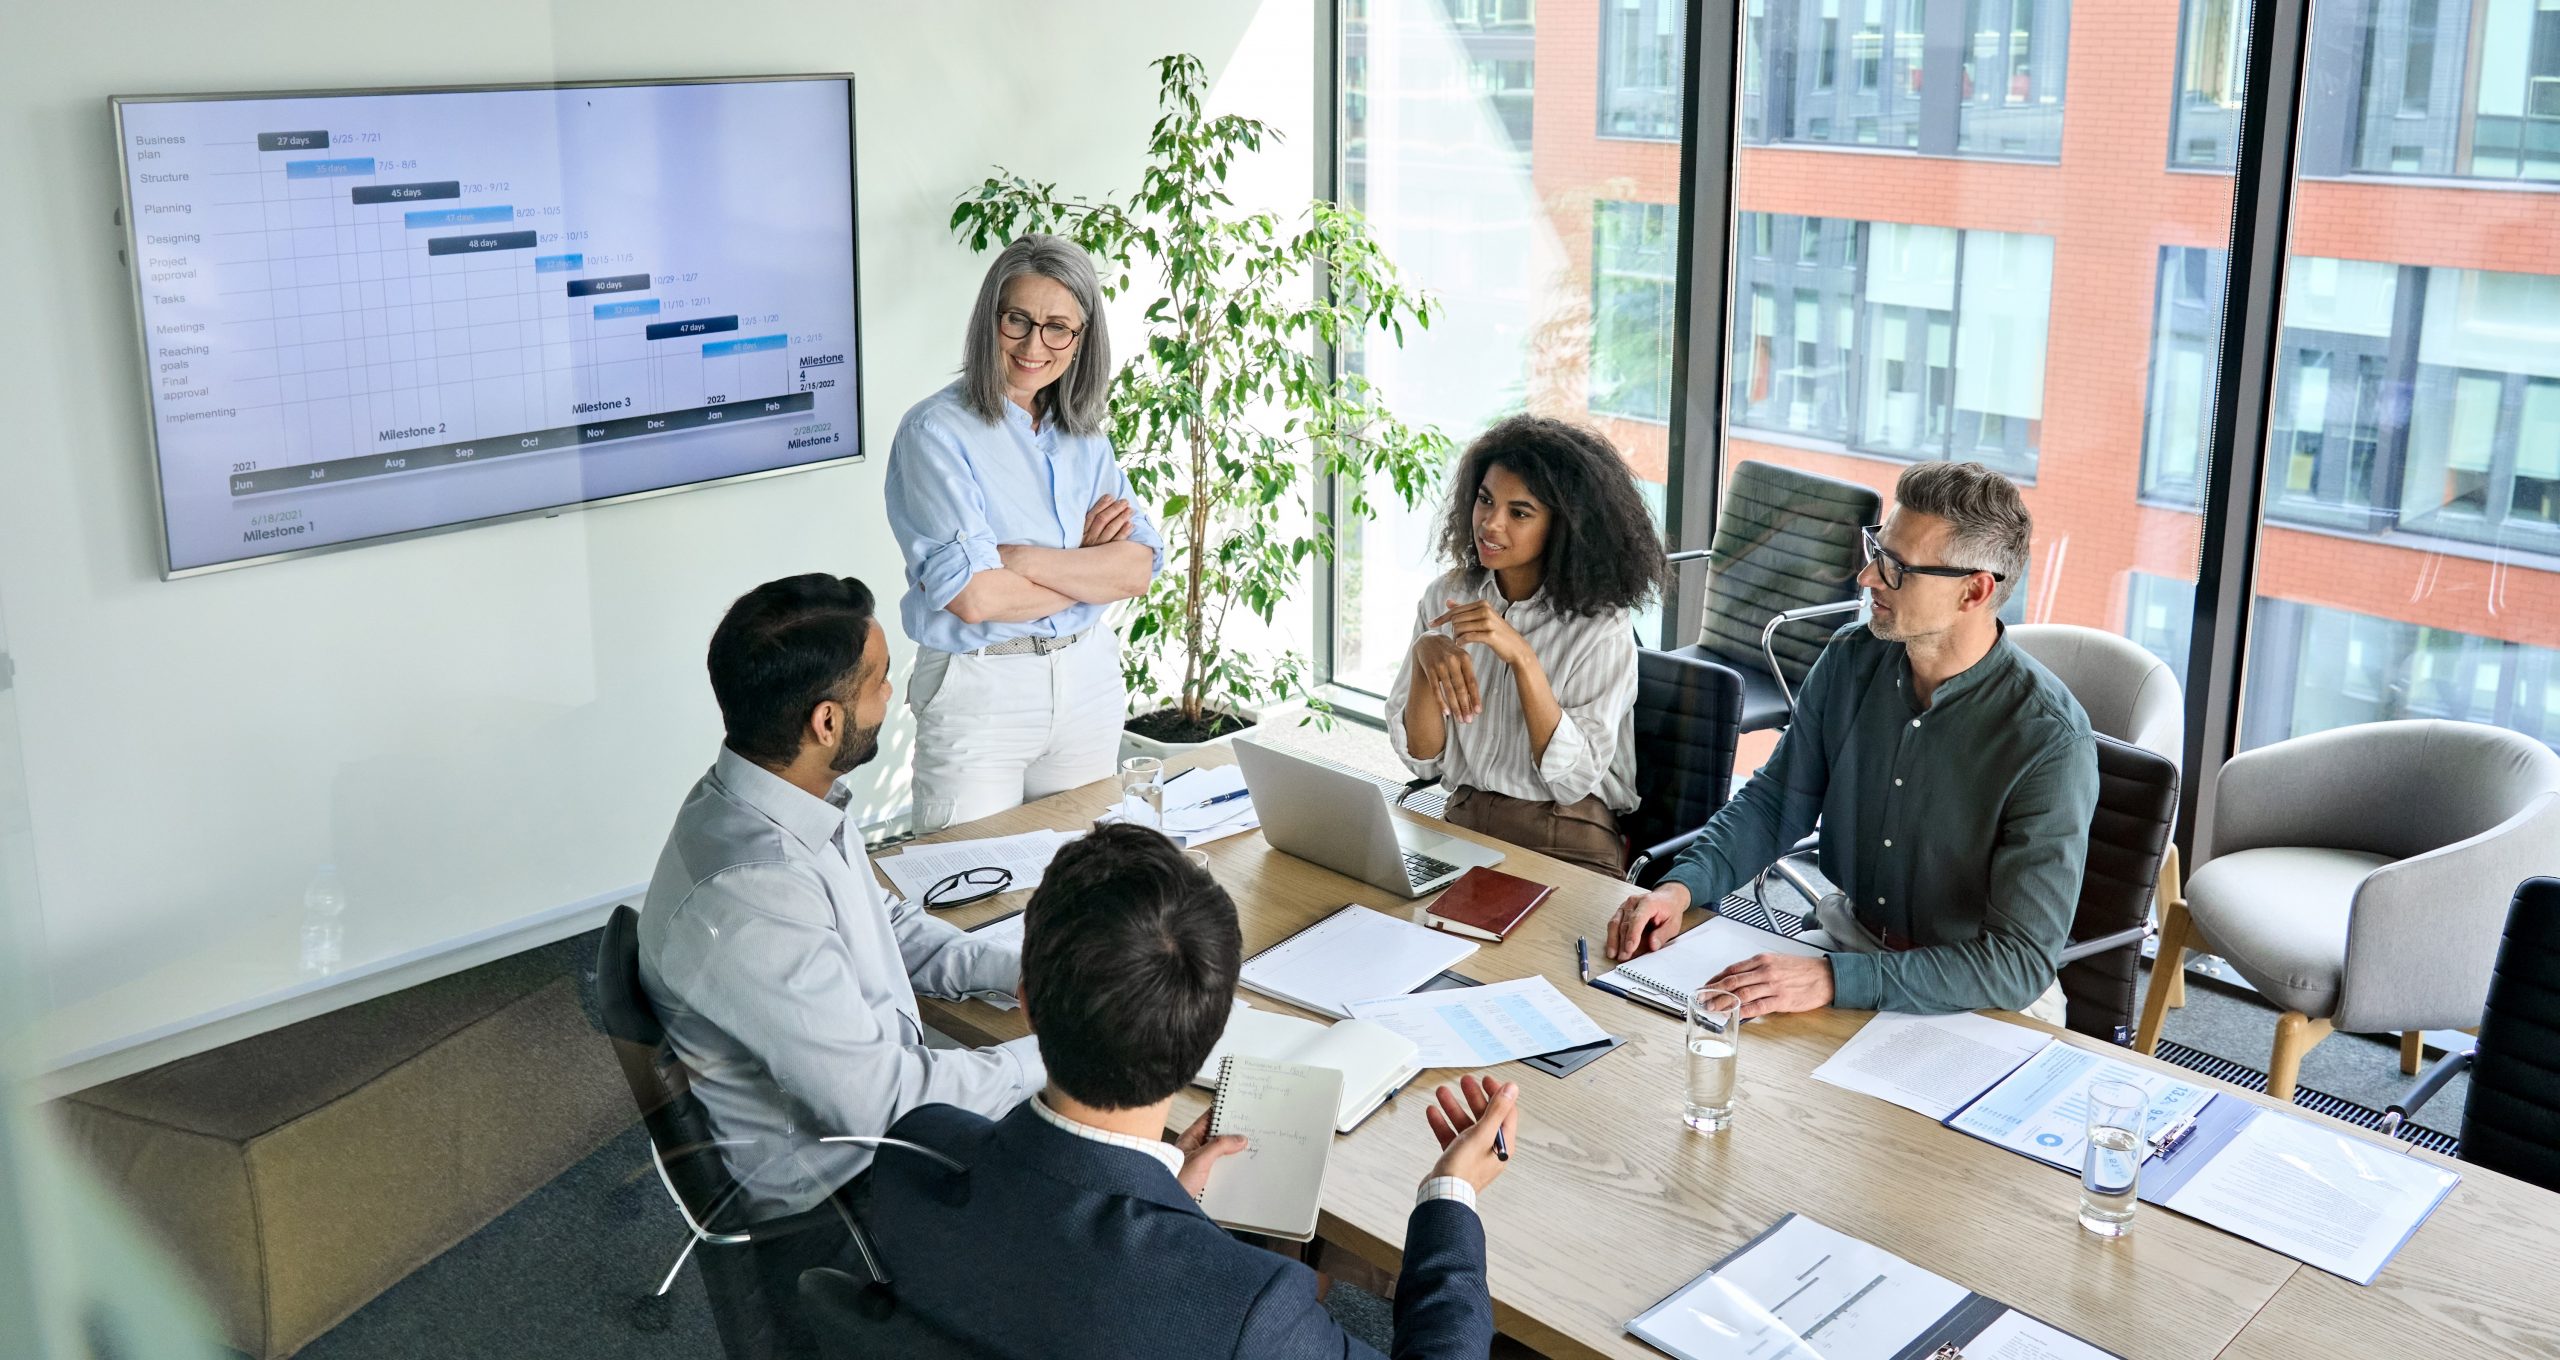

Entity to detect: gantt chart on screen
[120,80,860,572]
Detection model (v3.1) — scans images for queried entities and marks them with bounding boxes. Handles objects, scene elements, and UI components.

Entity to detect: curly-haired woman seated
[1386,415,1668,876]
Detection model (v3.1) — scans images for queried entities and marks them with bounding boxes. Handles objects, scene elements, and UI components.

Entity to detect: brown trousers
[1443,786,1627,878]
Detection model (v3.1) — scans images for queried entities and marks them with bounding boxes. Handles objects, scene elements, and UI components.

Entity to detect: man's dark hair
[1434,414,1669,616]
[1020,823,1241,1110]
[706,574,876,768]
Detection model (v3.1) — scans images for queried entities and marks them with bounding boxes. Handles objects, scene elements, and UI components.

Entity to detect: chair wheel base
[629,1291,676,1333]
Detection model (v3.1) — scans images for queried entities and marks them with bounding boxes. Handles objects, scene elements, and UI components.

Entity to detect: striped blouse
[1385,568,1641,812]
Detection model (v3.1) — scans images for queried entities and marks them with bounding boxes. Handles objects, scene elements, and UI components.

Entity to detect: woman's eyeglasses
[1860,525,2005,592]
[997,309,1082,351]
[923,865,1015,909]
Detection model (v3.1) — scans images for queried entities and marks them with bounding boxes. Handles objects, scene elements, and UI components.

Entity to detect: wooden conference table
[901,750,2560,1360]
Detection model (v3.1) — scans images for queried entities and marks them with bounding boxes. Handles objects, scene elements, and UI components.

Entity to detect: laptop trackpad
[1397,823,1501,867]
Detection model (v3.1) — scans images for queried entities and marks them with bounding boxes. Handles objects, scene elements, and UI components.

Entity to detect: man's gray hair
[959,234,1112,437]
[1894,461,2031,609]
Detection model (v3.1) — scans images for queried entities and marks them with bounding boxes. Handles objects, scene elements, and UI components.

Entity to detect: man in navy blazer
[858,822,1519,1359]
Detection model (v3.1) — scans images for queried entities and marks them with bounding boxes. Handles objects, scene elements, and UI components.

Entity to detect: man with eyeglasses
[638,574,1043,1356]
[1607,462,2098,1025]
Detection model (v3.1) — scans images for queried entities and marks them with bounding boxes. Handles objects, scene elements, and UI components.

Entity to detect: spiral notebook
[1197,1055,1344,1243]
[1589,916,1827,1016]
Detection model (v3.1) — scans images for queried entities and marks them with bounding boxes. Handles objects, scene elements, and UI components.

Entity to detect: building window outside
[2399,267,2560,539]
[1957,0,2071,157]
[2125,571,2198,691]
[1732,213,2046,472]
[2170,0,2249,167]
[1592,199,1680,422]
[2142,247,2221,506]
[2192,0,2560,181]
[1743,0,2068,160]
[2244,596,2560,753]
[1601,0,1685,139]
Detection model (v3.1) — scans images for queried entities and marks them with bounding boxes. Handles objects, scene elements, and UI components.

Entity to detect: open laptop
[1233,739,1504,897]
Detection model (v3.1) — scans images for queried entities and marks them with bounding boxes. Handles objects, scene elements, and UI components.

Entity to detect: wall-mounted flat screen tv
[113,76,862,577]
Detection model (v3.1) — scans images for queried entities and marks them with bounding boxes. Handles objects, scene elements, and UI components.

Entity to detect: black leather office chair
[2054,734,2180,1045]
[1622,646,1745,887]
[2381,877,2560,1194]
[597,905,851,1360]
[1676,460,1880,733]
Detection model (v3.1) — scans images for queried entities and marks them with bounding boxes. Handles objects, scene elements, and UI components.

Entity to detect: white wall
[0,0,1314,1085]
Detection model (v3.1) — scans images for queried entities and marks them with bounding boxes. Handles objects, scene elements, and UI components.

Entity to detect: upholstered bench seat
[51,944,634,1357]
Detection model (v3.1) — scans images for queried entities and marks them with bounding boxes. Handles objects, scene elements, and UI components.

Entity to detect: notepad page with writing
[1200,1056,1344,1243]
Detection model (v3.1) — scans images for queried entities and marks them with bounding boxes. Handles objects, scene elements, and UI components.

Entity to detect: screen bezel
[110,74,865,580]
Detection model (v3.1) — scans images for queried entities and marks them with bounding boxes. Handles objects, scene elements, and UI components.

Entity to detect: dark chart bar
[351,181,462,205]
[257,130,329,151]
[425,230,538,257]
[565,273,652,298]
[226,392,817,496]
[645,315,738,341]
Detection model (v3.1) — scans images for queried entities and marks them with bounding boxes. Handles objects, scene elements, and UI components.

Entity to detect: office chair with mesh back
[2380,877,2560,1195]
[596,904,861,1360]
[1674,460,1880,733]
[2055,735,2180,1044]
[1621,647,1745,887]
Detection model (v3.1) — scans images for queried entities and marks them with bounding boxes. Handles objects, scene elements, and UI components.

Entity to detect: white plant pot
[1119,703,1259,763]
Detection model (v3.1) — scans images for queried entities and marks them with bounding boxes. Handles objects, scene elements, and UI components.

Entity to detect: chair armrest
[1665,549,1714,567]
[2336,792,2560,1033]
[2379,1049,2476,1136]
[1397,775,1442,807]
[2057,922,2153,966]
[1761,600,1861,709]
[1627,827,1709,886]
[1766,853,1833,913]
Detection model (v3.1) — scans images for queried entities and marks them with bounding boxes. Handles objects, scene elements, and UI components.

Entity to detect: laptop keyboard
[1403,850,1462,888]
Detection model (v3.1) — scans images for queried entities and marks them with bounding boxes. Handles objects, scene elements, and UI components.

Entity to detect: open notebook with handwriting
[1197,1055,1343,1243]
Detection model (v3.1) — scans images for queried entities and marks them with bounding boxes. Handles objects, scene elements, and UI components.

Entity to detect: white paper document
[1157,764,1262,845]
[1961,1309,2117,1360]
[1239,904,1477,1018]
[2159,1110,2459,1285]
[876,829,1073,905]
[1347,977,1610,1067]
[1812,1011,2053,1120]
[1629,1214,1969,1360]
[1945,1040,2213,1172]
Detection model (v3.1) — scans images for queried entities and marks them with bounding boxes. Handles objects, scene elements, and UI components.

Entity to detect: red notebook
[1422,867,1554,943]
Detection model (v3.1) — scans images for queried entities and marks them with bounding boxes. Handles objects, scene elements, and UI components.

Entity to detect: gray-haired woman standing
[885,235,1163,833]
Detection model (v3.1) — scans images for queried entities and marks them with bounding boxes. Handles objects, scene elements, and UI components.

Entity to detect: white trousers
[906,634,1127,834]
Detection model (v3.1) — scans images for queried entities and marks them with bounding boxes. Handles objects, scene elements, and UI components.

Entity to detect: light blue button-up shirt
[883,381,1165,654]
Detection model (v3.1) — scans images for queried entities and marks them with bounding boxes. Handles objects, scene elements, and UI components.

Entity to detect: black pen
[1493,1126,1509,1162]
[1576,936,1590,984]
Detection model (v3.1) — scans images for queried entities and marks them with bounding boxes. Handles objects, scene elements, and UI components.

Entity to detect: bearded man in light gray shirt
[638,573,1042,1226]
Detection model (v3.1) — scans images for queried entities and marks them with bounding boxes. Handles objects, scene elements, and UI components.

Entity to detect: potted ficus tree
[950,53,1450,754]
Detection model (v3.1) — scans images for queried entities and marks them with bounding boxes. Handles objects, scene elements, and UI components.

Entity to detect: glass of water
[2080,1079,2147,1237]
[1683,987,1743,1133]
[1117,756,1166,829]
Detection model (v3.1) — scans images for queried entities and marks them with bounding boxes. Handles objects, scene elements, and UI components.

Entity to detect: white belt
[970,628,1089,658]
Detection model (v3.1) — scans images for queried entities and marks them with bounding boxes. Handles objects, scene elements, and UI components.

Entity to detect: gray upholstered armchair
[2008,624,2183,767]
[2136,719,2560,1101]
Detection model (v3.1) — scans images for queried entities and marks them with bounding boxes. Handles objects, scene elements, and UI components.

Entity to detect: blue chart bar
[646,315,738,341]
[533,253,585,273]
[701,333,786,357]
[285,157,376,179]
[425,230,537,256]
[403,204,514,229]
[594,299,661,320]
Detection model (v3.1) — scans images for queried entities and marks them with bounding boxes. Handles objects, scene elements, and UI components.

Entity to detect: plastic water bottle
[300,865,346,976]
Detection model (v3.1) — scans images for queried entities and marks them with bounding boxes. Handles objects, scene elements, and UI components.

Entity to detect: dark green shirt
[1661,622,2098,1014]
